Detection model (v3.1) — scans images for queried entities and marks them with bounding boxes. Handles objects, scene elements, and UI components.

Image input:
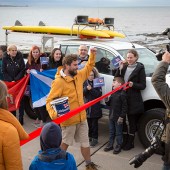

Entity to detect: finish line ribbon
[20,82,130,146]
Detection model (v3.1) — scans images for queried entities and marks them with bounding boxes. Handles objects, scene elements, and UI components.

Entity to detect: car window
[60,45,80,55]
[95,48,117,75]
[117,48,159,76]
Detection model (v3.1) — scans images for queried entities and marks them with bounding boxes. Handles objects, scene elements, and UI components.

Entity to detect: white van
[54,38,167,148]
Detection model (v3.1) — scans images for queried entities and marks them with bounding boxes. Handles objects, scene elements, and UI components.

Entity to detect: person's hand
[162,51,170,64]
[40,68,43,72]
[119,61,124,70]
[27,69,30,74]
[117,117,123,124]
[105,97,109,102]
[90,47,97,55]
[129,81,133,87]
[87,84,92,90]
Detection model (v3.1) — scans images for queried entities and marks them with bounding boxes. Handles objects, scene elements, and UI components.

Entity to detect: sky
[0,0,169,7]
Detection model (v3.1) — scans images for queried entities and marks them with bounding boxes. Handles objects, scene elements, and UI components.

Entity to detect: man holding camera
[152,51,170,170]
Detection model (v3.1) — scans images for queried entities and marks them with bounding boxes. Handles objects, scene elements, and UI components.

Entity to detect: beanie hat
[40,122,62,151]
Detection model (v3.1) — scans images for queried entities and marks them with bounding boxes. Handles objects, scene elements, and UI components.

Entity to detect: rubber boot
[121,133,129,149]
[123,134,134,151]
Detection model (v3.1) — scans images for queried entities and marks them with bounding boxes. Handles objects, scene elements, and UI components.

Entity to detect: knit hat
[40,122,62,151]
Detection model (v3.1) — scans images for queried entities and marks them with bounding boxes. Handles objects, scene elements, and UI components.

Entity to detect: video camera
[129,137,161,168]
[156,28,170,61]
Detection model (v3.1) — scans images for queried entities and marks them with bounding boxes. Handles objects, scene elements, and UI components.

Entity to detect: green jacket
[152,61,170,165]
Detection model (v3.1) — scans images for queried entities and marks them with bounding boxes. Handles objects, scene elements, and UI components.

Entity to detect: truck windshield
[117,48,159,77]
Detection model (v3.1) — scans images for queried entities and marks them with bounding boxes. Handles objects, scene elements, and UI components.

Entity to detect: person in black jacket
[115,49,146,150]
[2,45,26,125]
[48,48,63,69]
[104,77,128,154]
[83,67,102,147]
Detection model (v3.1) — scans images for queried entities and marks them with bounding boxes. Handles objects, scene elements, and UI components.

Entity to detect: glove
[117,117,123,124]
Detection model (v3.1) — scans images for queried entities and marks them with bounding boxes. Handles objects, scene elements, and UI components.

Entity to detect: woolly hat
[40,122,62,151]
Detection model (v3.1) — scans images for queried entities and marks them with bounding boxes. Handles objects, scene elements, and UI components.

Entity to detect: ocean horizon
[0,6,170,51]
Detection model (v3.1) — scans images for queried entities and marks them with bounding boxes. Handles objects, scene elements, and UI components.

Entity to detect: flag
[30,69,57,108]
[111,56,122,69]
[4,75,30,111]
[93,77,105,88]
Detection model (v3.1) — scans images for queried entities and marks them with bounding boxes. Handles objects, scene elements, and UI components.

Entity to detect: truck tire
[138,108,165,148]
[24,96,37,120]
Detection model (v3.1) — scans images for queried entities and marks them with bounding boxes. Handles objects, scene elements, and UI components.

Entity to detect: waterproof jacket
[115,62,146,115]
[2,51,25,82]
[83,80,102,118]
[106,89,128,121]
[0,108,29,170]
[46,53,96,126]
[152,61,170,165]
[29,148,77,170]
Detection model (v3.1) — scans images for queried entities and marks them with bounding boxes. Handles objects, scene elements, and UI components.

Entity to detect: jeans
[162,164,170,170]
[108,118,123,146]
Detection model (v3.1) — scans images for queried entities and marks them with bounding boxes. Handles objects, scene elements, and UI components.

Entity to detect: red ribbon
[20,82,129,146]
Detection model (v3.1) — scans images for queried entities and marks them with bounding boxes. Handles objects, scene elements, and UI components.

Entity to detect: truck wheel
[138,108,165,148]
[24,96,37,120]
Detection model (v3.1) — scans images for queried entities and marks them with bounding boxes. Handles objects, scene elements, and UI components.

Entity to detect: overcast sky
[0,0,169,7]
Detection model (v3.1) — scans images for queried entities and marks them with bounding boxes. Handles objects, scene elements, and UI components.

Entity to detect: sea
[0,6,170,52]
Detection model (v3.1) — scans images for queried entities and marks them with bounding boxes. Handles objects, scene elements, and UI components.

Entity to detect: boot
[90,138,98,147]
[123,134,134,151]
[19,116,24,125]
[121,133,129,149]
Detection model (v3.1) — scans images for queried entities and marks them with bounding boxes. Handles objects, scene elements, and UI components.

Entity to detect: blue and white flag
[93,77,105,88]
[30,69,57,108]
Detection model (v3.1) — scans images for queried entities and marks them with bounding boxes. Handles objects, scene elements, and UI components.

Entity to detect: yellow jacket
[46,53,96,126]
[0,108,29,170]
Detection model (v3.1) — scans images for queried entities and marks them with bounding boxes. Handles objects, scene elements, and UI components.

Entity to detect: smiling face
[8,45,17,57]
[126,52,138,65]
[32,48,40,61]
[112,80,121,89]
[53,49,62,62]
[78,45,88,59]
[67,60,78,76]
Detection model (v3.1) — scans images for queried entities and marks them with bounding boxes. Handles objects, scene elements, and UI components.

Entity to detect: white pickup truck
[53,38,167,148]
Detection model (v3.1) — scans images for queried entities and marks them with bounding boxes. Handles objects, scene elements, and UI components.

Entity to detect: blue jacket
[29,148,77,170]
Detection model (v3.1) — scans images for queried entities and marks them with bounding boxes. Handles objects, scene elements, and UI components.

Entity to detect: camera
[156,28,170,61]
[129,137,160,168]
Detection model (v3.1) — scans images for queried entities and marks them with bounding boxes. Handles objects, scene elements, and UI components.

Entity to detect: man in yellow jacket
[46,47,98,170]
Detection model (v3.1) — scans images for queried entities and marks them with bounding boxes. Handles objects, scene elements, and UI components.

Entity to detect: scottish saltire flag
[30,69,57,108]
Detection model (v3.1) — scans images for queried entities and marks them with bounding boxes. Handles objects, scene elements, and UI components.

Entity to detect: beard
[69,69,77,76]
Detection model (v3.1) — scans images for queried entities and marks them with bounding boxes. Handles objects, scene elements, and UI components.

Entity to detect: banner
[30,69,57,108]
[4,75,30,111]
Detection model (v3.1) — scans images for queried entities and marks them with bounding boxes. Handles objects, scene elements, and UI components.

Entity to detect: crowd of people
[0,43,169,170]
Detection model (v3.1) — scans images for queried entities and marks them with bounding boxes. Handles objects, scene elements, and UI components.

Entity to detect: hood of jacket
[0,108,29,140]
[38,148,67,162]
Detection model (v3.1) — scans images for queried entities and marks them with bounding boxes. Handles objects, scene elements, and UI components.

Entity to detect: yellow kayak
[99,30,125,38]
[2,25,110,38]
